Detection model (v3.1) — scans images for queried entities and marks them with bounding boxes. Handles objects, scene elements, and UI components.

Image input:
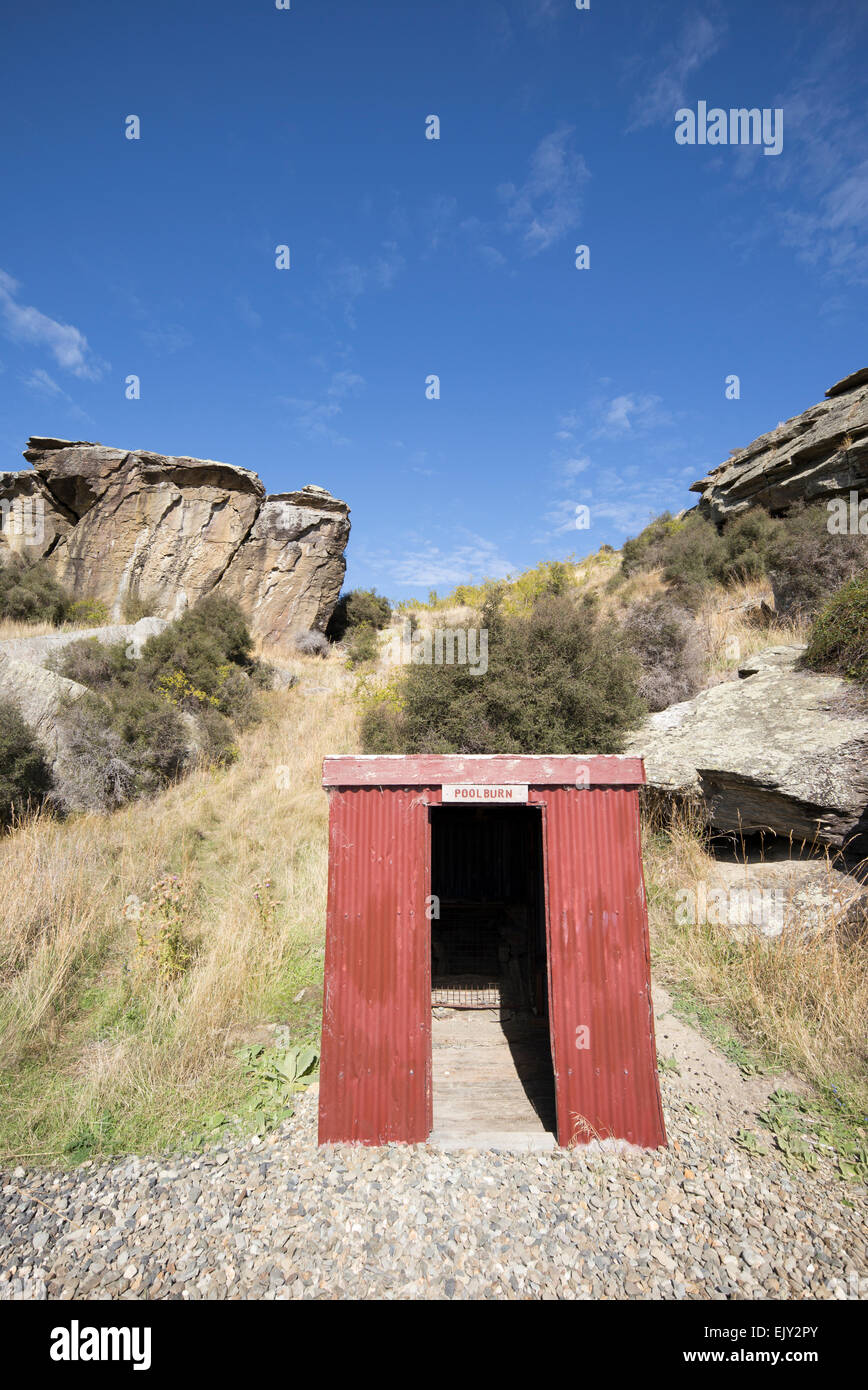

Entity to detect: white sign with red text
[441,784,529,804]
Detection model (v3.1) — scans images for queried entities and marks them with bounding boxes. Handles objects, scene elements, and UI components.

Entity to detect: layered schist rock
[217,488,352,646]
[3,439,350,646]
[625,647,868,855]
[690,369,868,523]
[0,465,74,561]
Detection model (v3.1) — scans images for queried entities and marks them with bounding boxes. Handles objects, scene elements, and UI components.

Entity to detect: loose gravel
[1,1067,865,1301]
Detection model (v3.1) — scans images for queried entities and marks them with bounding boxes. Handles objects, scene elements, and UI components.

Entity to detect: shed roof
[322,754,646,787]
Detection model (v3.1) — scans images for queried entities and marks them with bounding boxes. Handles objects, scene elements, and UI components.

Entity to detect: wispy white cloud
[561,454,592,477]
[499,128,589,253]
[771,41,868,285]
[541,386,691,541]
[547,492,680,538]
[592,393,668,439]
[322,243,405,326]
[626,12,727,131]
[279,370,365,446]
[0,270,105,380]
[21,366,94,424]
[369,529,516,589]
[625,11,868,286]
[22,367,67,397]
[327,370,365,398]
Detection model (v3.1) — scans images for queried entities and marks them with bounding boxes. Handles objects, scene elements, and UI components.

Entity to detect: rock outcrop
[0,651,88,766]
[691,370,868,523]
[217,489,353,646]
[625,647,868,855]
[1,439,350,647]
[0,617,168,669]
[0,467,74,561]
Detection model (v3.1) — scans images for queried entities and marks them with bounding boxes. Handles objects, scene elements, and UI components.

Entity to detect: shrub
[621,512,684,577]
[294,630,330,657]
[619,500,868,618]
[659,513,727,606]
[720,509,780,585]
[67,598,110,627]
[0,698,52,826]
[0,558,71,624]
[622,597,704,711]
[362,592,645,754]
[51,637,133,690]
[53,688,192,812]
[327,588,391,640]
[138,595,263,724]
[250,660,277,689]
[801,569,868,686]
[358,700,404,752]
[503,559,572,612]
[768,503,868,617]
[345,622,380,667]
[195,705,239,763]
[121,592,158,622]
[50,598,259,811]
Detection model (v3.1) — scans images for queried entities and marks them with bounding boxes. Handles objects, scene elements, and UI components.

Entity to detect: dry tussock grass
[694,578,810,683]
[0,617,71,641]
[644,805,868,1114]
[0,650,359,1160]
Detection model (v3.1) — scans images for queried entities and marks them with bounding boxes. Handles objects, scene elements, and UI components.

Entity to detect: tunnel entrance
[430,805,548,1010]
[429,805,557,1144]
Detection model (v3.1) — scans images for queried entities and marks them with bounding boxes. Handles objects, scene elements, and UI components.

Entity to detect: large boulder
[0,651,88,765]
[216,488,351,643]
[0,467,74,562]
[0,616,168,668]
[4,439,350,646]
[625,647,868,855]
[27,441,264,623]
[690,370,868,523]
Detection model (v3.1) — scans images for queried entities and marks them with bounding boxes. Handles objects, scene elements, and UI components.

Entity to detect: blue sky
[1,0,866,599]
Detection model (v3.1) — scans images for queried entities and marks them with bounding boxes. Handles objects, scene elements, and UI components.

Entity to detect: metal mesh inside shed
[430,807,545,1010]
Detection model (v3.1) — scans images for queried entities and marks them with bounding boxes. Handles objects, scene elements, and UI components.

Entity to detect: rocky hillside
[691,368,868,522]
[625,644,868,857]
[0,438,350,647]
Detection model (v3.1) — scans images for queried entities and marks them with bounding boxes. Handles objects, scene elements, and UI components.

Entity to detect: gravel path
[2,1049,866,1301]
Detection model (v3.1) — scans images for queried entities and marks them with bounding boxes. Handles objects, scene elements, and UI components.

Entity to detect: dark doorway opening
[429,805,557,1139]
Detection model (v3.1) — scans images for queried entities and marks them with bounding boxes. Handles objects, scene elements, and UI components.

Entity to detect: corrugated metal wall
[318,761,666,1150]
[318,786,433,1145]
[543,787,666,1149]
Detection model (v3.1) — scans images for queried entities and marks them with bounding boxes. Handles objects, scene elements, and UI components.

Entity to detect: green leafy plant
[63,1109,119,1164]
[237,1029,319,1129]
[121,593,158,622]
[50,598,260,811]
[757,1088,866,1181]
[735,1128,768,1156]
[345,622,380,667]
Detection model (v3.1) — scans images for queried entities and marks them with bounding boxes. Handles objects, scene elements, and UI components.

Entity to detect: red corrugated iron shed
[319,755,666,1150]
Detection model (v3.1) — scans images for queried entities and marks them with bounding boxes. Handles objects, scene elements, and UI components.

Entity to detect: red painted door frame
[318,765,666,1151]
